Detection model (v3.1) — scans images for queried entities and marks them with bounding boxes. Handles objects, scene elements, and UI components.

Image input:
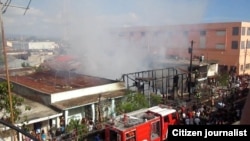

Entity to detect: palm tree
[66,118,88,141]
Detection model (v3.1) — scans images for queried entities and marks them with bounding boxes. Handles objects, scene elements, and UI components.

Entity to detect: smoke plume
[3,0,209,80]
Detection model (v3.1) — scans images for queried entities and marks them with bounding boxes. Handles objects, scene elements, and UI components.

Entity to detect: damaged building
[0,55,127,140]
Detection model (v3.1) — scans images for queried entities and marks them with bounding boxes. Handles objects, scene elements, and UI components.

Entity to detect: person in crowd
[41,129,46,141]
[181,112,186,124]
[194,116,201,125]
[185,117,190,125]
[94,134,101,141]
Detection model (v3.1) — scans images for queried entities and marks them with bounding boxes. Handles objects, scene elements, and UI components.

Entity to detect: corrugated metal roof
[6,70,118,93]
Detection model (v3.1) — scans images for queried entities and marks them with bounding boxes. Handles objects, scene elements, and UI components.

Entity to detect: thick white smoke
[3,0,209,80]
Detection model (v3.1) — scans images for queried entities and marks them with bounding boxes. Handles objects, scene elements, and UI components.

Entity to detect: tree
[0,81,30,123]
[217,73,229,86]
[116,91,149,114]
[66,118,88,141]
[150,94,162,106]
[21,62,30,68]
[0,81,31,140]
[115,90,163,115]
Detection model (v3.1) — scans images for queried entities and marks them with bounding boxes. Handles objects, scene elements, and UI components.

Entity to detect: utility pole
[0,0,14,126]
[0,2,16,141]
[188,40,194,101]
[243,39,248,75]
[0,1,32,140]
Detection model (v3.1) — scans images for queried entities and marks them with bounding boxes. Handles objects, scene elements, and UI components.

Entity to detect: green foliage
[66,118,88,141]
[0,81,30,123]
[150,94,162,106]
[217,73,229,86]
[21,62,30,68]
[0,54,4,65]
[115,90,163,115]
[116,91,149,114]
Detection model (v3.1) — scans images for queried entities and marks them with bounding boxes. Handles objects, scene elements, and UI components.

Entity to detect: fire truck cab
[105,105,179,141]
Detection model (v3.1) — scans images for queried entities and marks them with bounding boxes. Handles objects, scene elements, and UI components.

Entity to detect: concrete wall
[51,82,126,103]
[0,78,52,105]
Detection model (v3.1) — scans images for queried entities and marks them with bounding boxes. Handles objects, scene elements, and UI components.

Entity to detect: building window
[141,32,145,37]
[183,31,189,36]
[232,27,239,35]
[247,40,250,48]
[200,30,206,36]
[247,28,250,35]
[216,43,225,50]
[242,27,246,35]
[241,41,245,49]
[200,37,206,48]
[231,41,238,49]
[246,63,250,70]
[240,65,244,71]
[154,31,160,37]
[216,30,226,36]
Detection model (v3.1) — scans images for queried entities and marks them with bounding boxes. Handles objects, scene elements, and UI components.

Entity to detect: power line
[0,119,39,141]
[1,0,32,15]
[23,0,31,15]
[0,1,33,140]
[1,0,11,14]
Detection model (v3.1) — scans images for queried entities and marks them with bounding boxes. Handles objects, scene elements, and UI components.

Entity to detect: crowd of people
[180,103,241,125]
[179,73,250,125]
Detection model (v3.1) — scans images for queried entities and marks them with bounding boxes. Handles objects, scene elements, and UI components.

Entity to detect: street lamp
[188,40,194,101]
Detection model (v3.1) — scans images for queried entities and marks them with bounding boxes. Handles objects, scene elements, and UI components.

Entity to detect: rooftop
[5,70,118,94]
[0,93,62,126]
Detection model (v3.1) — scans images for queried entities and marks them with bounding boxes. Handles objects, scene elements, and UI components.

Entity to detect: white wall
[51,82,125,103]
[28,42,58,50]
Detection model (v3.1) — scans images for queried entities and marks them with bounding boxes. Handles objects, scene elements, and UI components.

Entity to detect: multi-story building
[8,41,59,51]
[117,22,250,75]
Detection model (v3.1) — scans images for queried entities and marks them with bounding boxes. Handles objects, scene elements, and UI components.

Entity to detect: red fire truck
[104,105,179,141]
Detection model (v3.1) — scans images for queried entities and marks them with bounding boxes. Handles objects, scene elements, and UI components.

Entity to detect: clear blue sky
[2,0,250,38]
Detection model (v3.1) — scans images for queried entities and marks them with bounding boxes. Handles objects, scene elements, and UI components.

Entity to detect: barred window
[247,28,250,35]
[241,41,245,49]
[231,41,238,49]
[216,43,225,49]
[200,30,206,36]
[216,30,226,36]
[232,27,239,35]
[242,27,246,35]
